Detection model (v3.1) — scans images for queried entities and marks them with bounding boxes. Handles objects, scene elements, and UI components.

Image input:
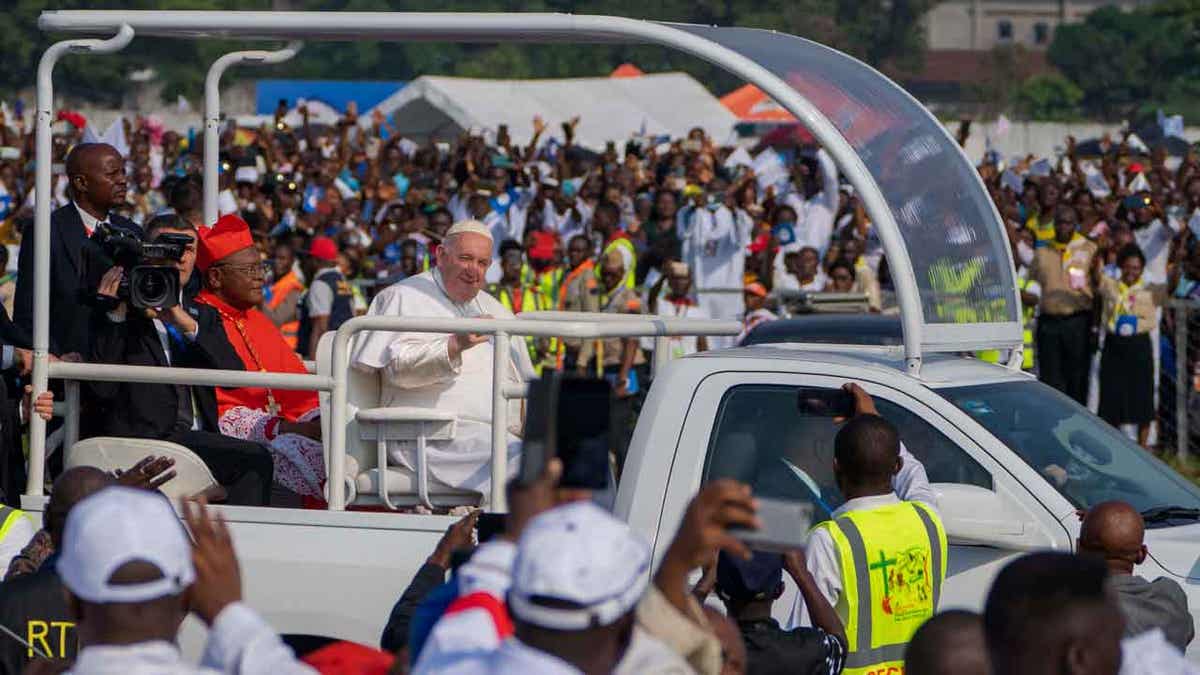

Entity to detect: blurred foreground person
[904,610,989,675]
[56,490,315,674]
[984,552,1122,675]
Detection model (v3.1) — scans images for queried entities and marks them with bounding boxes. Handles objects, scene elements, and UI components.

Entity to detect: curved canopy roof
[36,11,1021,364]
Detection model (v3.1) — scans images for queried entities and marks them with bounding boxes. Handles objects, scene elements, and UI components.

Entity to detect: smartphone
[476,512,507,544]
[518,372,611,490]
[730,498,813,554]
[797,387,854,418]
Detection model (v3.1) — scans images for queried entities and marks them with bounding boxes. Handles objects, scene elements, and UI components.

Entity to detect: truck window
[701,384,992,521]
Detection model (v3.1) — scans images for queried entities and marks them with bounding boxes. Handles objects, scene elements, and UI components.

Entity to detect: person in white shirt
[782,149,839,259]
[646,261,709,358]
[57,487,313,674]
[678,182,753,349]
[786,383,939,630]
[350,220,534,503]
[774,247,828,294]
[414,500,694,675]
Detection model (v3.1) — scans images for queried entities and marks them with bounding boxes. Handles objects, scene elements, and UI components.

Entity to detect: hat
[56,487,195,604]
[304,236,339,262]
[509,501,650,630]
[444,220,494,243]
[716,551,783,603]
[744,282,768,298]
[197,213,255,272]
[528,231,558,262]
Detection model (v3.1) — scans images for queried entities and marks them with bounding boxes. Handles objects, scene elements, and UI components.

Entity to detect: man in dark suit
[14,142,140,359]
[88,214,274,506]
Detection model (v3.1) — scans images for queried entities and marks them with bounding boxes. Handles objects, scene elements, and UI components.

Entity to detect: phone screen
[557,378,611,490]
[476,512,507,544]
[518,373,611,490]
[796,388,854,418]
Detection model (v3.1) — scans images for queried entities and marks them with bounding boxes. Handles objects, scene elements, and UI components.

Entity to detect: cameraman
[88,214,274,506]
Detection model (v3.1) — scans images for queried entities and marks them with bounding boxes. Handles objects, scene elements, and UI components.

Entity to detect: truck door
[655,371,1068,620]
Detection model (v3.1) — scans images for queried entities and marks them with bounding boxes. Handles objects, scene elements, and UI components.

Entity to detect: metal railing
[40,315,739,510]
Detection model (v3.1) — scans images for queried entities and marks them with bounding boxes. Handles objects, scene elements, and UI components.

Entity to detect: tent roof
[721,83,796,123]
[609,63,644,78]
[364,72,738,148]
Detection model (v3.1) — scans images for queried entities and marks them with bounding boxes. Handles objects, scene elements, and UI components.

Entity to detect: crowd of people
[0,99,1195,673]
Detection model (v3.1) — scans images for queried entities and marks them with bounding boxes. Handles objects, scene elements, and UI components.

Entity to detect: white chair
[316,333,479,510]
[66,437,218,502]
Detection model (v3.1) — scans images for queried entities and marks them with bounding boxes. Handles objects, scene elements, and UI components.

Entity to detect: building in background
[925,0,1151,52]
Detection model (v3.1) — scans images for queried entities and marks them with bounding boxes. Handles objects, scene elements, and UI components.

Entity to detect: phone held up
[517,371,612,491]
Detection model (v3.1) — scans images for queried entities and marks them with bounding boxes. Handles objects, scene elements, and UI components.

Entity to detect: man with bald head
[15,142,139,357]
[1078,500,1194,649]
[352,221,534,505]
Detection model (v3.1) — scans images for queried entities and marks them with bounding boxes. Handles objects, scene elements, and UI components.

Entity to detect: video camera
[91,223,191,310]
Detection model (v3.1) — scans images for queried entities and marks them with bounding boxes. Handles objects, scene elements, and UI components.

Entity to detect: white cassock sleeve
[350,285,463,389]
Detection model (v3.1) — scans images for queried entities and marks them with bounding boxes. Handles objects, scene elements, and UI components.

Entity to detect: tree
[1047,5,1190,120]
[1014,73,1083,121]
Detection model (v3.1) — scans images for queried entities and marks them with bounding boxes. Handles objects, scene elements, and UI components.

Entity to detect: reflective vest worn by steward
[265,271,303,350]
[0,506,28,544]
[818,501,947,675]
[296,269,354,353]
[488,284,554,373]
[977,276,1036,370]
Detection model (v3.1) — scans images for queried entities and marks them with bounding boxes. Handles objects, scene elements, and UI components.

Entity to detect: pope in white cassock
[350,220,535,504]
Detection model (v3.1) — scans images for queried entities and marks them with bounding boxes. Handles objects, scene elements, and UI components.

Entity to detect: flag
[82,118,129,157]
[1027,158,1052,178]
[1000,169,1023,194]
[992,114,1011,139]
[723,147,754,171]
[177,95,191,114]
[1128,172,1151,193]
[1081,162,1111,198]
[1127,133,1150,154]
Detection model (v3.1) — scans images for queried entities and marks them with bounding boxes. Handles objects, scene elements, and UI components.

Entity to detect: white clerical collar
[74,201,107,237]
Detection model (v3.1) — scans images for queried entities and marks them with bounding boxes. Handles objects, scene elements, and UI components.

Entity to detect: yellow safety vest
[978,276,1036,369]
[817,501,947,675]
[490,285,555,373]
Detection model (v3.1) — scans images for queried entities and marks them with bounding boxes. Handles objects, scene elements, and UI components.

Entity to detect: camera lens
[130,267,177,309]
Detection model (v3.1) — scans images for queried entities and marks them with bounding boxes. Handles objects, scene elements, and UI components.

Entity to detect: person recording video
[88,214,274,506]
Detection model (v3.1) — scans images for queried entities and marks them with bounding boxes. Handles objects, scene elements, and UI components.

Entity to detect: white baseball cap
[508,501,650,630]
[56,487,195,604]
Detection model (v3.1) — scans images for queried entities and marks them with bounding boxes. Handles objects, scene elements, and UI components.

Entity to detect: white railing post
[62,381,80,454]
[28,24,134,497]
[203,42,302,225]
[491,331,509,511]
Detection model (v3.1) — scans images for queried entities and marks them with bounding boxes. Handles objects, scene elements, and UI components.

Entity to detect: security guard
[787,384,946,675]
[487,245,550,371]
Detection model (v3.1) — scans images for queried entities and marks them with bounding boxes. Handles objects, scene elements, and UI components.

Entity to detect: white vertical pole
[28,25,134,497]
[203,42,302,226]
[491,331,508,511]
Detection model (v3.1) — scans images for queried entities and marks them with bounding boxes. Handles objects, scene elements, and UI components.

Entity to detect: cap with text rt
[197,213,255,272]
[508,501,650,630]
[56,487,195,604]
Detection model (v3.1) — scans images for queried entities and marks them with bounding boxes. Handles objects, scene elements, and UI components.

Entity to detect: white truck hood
[1145,523,1200,580]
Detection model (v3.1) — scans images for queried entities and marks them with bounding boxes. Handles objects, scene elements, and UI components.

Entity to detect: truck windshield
[939,381,1200,519]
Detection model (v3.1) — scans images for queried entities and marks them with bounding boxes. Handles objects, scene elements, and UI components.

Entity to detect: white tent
[363,73,738,148]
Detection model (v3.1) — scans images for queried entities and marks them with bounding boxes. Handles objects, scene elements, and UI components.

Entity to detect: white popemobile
[21,9,1200,663]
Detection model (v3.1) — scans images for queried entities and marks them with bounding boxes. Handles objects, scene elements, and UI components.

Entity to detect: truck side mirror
[932,483,1036,549]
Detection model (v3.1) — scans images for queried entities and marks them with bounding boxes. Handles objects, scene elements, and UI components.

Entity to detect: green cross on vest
[869,550,897,598]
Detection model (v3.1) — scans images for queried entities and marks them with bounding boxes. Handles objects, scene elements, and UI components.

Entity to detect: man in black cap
[712,549,846,675]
